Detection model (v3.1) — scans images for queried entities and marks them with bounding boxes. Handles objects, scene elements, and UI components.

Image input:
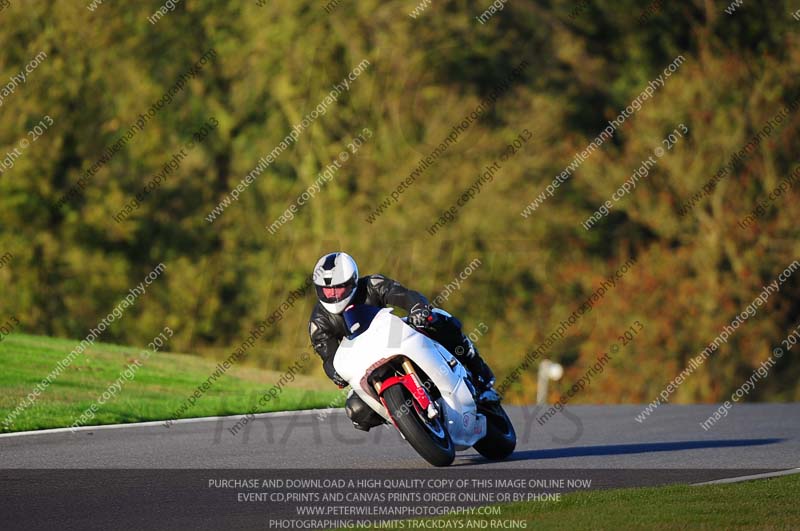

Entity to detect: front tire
[473,402,516,460]
[382,385,455,467]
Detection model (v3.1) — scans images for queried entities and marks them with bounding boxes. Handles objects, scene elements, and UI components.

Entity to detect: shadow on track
[454,438,785,466]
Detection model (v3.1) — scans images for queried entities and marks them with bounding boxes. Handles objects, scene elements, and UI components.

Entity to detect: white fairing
[333,308,486,449]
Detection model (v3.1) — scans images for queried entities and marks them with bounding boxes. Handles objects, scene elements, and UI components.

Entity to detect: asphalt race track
[3,403,798,469]
[1,404,798,530]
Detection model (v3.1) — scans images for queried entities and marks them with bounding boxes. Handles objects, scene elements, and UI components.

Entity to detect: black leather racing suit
[308,274,491,431]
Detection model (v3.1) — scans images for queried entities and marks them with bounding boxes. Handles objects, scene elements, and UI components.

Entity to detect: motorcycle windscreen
[343,304,383,339]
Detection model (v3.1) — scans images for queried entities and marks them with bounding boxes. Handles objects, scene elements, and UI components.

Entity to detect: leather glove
[408,303,437,329]
[332,371,348,389]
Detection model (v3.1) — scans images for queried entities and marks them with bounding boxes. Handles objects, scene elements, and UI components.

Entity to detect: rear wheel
[473,402,516,460]
[382,384,455,467]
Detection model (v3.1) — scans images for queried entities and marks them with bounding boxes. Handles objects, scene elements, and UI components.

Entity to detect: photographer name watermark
[267,128,372,235]
[521,55,686,218]
[0,115,54,177]
[147,0,180,24]
[55,48,217,208]
[636,260,799,423]
[2,263,166,430]
[538,321,644,426]
[206,59,370,223]
[113,117,218,223]
[699,345,783,431]
[582,124,687,230]
[737,165,800,230]
[0,315,20,343]
[428,128,532,236]
[70,327,173,431]
[0,50,47,108]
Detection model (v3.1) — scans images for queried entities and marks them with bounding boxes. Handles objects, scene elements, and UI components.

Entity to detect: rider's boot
[455,336,500,403]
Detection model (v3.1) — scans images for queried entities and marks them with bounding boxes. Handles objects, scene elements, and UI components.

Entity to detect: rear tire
[473,402,516,460]
[382,385,455,467]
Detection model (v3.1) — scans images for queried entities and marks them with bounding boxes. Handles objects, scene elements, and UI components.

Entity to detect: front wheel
[382,385,455,467]
[473,402,516,460]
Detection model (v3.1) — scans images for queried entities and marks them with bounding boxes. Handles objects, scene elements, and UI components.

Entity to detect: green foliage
[0,0,798,404]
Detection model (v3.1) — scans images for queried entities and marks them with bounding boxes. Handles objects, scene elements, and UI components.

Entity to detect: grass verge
[0,333,342,432]
[352,473,800,530]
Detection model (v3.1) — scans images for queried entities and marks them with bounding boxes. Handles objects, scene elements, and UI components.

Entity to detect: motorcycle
[333,304,516,466]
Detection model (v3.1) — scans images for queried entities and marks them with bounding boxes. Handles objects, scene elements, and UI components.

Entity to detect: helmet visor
[316,277,356,304]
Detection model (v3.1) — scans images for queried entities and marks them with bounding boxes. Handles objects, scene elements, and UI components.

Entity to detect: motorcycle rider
[308,251,497,431]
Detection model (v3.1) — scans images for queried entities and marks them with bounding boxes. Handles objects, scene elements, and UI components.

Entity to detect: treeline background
[1,0,798,404]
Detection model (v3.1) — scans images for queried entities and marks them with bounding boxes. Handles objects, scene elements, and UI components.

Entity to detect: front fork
[376,358,439,427]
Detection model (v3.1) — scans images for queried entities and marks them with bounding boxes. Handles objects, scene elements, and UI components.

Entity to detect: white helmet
[312,252,359,314]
